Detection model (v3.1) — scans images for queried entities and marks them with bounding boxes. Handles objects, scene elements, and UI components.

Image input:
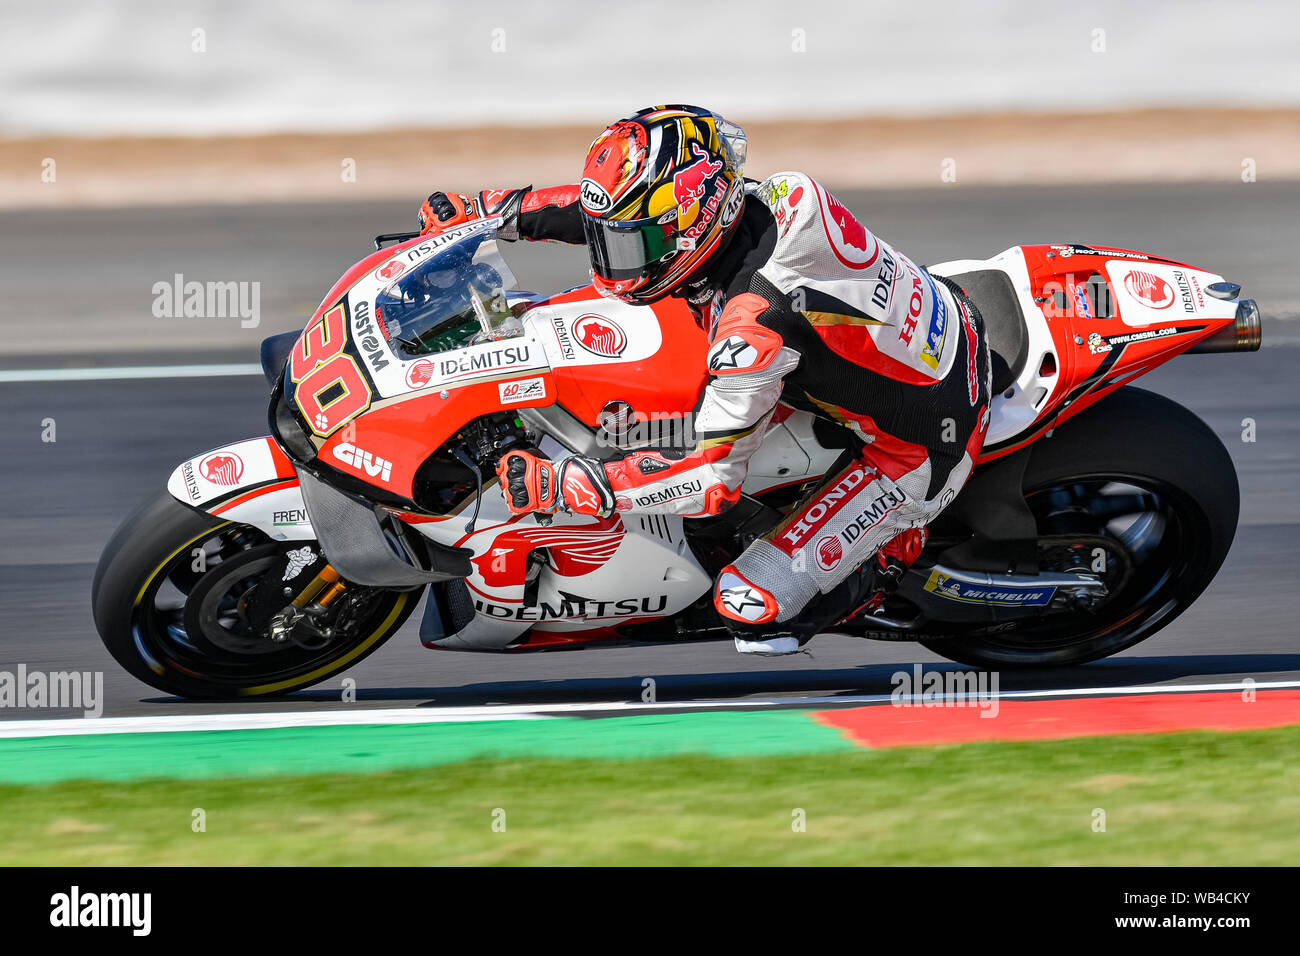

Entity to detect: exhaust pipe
[1186,298,1262,353]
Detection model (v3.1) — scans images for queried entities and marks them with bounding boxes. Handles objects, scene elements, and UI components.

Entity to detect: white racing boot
[727,560,883,657]
[732,633,802,656]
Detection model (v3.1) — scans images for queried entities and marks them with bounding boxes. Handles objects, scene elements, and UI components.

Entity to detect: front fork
[268,563,349,644]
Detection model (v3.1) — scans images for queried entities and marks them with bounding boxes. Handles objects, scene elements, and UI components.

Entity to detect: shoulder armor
[707,293,785,374]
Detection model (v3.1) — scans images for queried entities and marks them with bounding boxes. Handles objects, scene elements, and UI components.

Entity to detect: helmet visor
[582,213,679,283]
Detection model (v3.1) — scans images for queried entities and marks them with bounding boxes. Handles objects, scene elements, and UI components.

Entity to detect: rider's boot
[727,527,928,656]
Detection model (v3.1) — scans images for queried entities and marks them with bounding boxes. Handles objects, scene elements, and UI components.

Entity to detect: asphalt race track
[1,184,1296,718]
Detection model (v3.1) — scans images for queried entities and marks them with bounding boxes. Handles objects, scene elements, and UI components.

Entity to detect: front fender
[165,436,315,540]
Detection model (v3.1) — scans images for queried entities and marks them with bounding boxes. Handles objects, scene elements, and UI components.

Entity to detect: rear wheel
[92,490,417,698]
[919,387,1239,668]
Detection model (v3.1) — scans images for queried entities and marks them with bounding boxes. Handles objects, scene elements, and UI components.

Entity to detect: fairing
[931,242,1241,460]
[164,232,1249,651]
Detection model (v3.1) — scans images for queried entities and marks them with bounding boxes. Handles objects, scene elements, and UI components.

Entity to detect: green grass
[2,726,1296,865]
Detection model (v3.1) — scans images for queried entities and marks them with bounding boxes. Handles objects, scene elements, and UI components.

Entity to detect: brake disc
[182,545,288,656]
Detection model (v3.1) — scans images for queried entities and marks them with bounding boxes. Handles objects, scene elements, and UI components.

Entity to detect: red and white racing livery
[95,214,1260,697]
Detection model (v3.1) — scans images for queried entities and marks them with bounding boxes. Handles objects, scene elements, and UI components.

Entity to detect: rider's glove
[418,192,484,234]
[418,187,531,239]
[496,450,615,518]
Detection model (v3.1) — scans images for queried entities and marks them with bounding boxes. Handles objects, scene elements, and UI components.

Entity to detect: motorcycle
[92,215,1261,697]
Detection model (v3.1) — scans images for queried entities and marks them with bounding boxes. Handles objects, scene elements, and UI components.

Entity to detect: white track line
[0,678,1295,739]
[0,709,550,739]
[0,364,262,383]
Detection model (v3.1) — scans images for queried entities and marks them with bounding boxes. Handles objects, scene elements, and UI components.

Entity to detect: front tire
[92,489,417,698]
[920,386,1239,668]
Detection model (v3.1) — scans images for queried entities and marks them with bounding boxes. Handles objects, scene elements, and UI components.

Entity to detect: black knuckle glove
[427,191,457,221]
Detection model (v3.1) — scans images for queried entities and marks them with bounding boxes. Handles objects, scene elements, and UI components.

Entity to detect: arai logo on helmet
[573,314,627,358]
[1124,269,1175,309]
[579,179,612,213]
[719,186,744,228]
[198,452,244,486]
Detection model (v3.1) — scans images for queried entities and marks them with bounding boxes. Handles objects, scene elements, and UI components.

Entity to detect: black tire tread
[92,489,414,698]
[920,386,1240,668]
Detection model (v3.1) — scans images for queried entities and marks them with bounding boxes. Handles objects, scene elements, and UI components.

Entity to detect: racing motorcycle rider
[416,105,992,655]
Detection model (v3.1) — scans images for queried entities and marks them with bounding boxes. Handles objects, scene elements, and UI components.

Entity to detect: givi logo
[332,442,393,483]
[1124,270,1175,309]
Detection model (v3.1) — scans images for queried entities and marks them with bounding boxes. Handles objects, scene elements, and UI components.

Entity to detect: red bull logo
[573,314,627,358]
[672,142,723,214]
[199,452,244,486]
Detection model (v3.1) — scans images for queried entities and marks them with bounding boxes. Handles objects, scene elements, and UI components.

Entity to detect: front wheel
[92,490,418,698]
[919,386,1240,668]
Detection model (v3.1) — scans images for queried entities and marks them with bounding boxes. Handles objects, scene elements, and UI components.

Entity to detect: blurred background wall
[3,0,1297,357]
[3,0,1298,135]
[3,0,1299,209]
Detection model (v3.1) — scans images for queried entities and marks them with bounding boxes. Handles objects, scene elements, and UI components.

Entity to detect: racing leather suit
[479,173,992,634]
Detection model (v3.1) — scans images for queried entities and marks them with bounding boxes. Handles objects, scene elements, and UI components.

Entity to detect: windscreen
[375,228,520,357]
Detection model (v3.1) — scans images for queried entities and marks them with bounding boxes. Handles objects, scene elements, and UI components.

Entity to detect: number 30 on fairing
[288,303,372,437]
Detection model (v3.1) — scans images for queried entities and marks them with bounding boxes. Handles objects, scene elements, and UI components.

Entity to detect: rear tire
[920,386,1239,668]
[92,489,417,698]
